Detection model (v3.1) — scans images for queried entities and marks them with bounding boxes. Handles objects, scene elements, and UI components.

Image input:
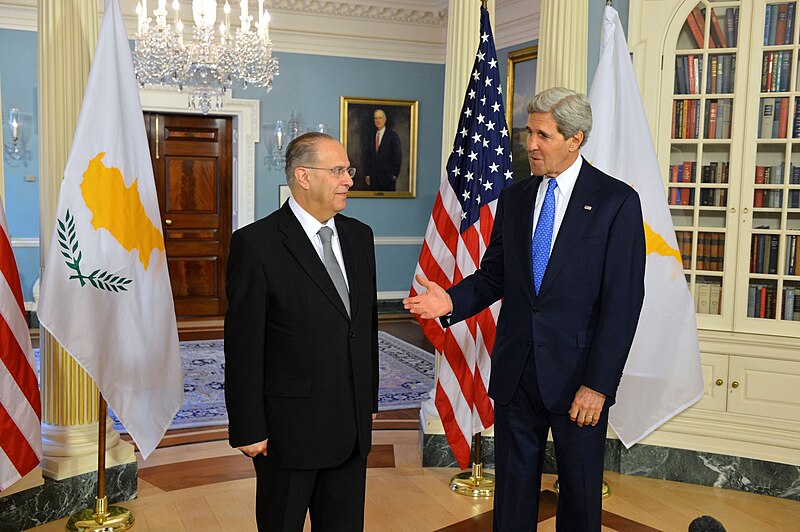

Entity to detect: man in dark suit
[224,132,378,531]
[364,108,402,191]
[404,87,646,531]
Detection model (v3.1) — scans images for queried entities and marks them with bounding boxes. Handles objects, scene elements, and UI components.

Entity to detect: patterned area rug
[99,331,434,431]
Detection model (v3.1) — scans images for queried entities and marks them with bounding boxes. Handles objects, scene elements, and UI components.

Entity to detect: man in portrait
[364,108,402,191]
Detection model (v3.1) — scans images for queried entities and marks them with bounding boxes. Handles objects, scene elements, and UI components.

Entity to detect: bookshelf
[628,0,800,469]
[669,3,741,325]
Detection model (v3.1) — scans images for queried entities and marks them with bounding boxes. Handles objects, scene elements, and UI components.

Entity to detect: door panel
[145,113,232,320]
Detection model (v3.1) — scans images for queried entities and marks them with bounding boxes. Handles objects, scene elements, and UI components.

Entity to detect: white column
[535,0,589,93]
[37,0,135,480]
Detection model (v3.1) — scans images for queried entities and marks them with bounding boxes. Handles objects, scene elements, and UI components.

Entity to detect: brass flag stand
[66,394,134,531]
[450,434,495,498]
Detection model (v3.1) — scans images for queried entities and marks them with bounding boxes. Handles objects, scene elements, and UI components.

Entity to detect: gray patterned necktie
[318,226,351,317]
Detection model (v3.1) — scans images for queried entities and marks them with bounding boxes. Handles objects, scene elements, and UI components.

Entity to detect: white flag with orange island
[38,0,182,459]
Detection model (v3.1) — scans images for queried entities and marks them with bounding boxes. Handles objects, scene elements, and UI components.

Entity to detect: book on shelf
[696,282,712,314]
[707,101,718,139]
[794,98,800,137]
[710,9,727,47]
[760,98,776,138]
[785,234,797,275]
[776,3,788,46]
[726,8,737,46]
[788,3,797,45]
[773,97,783,138]
[783,286,796,320]
[687,7,706,48]
[709,283,721,315]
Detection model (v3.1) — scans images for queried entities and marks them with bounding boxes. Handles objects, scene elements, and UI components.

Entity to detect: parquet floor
[25,320,800,531]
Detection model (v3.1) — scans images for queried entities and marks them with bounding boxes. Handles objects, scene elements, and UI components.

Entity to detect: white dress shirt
[531,155,584,253]
[288,197,350,290]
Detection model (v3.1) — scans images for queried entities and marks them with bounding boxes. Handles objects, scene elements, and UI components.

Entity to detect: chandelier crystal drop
[133,0,279,114]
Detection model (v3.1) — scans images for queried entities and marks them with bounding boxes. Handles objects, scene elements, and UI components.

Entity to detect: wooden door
[145,113,232,320]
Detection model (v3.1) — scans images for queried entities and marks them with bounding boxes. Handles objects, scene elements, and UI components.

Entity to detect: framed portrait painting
[340,96,418,198]
[506,45,538,181]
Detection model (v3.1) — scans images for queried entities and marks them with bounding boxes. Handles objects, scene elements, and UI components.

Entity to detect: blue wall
[233,51,445,293]
[1,29,40,301]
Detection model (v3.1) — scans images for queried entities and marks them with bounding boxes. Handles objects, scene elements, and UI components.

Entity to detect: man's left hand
[569,385,606,427]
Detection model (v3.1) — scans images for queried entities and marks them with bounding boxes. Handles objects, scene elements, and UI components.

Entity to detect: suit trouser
[493,350,609,532]
[252,440,367,532]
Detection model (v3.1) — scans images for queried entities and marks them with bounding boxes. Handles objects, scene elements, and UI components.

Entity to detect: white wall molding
[0,3,36,31]
[138,88,259,229]
[378,290,410,300]
[374,236,424,246]
[10,237,39,247]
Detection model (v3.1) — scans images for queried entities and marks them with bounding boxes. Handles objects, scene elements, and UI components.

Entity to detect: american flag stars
[445,17,512,231]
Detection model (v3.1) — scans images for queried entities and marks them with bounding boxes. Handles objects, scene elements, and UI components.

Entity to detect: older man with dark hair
[405,87,646,530]
[225,132,378,531]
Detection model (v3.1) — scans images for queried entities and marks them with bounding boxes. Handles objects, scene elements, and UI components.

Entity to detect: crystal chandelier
[133,0,279,114]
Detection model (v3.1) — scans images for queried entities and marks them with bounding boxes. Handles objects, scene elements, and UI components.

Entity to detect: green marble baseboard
[421,433,800,500]
[0,463,137,532]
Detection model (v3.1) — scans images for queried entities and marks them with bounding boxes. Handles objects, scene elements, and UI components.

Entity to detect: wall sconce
[265,110,326,170]
[4,108,26,162]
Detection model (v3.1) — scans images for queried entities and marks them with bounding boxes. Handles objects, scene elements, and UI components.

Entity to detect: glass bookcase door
[668,1,744,327]
[737,0,800,332]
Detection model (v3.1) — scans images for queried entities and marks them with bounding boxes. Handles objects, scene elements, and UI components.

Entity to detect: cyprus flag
[582,5,703,447]
[38,0,182,459]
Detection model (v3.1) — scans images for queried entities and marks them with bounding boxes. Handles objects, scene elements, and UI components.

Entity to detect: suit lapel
[278,203,351,320]
[538,158,600,298]
[514,176,540,301]
[336,215,360,319]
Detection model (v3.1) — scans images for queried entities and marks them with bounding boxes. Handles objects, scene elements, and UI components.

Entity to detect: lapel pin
[583,205,593,211]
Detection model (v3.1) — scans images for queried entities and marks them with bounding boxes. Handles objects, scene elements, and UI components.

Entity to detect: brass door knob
[731,381,739,389]
[165,219,173,226]
[715,379,724,386]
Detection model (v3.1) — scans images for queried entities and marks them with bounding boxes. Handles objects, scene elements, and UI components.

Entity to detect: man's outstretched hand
[403,275,453,319]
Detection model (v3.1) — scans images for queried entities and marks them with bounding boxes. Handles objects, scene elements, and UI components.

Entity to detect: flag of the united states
[410,5,512,469]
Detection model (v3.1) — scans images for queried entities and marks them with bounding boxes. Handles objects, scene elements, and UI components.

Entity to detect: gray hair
[284,132,336,187]
[527,87,592,147]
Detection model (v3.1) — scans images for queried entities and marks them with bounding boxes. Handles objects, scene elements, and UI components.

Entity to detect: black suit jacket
[446,158,646,412]
[224,202,379,469]
[365,128,402,191]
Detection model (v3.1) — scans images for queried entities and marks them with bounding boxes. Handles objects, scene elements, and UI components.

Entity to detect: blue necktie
[532,178,558,294]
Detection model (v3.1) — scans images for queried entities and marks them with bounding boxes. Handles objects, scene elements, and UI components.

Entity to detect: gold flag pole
[66,394,134,531]
[450,433,495,497]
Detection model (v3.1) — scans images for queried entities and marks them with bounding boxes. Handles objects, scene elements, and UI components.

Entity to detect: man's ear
[294,167,312,190]
[570,131,585,152]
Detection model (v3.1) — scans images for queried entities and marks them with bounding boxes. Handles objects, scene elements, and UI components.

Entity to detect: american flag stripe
[0,204,42,492]
[411,5,512,468]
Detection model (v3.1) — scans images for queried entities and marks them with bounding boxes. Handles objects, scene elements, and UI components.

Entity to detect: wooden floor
[26,320,800,531]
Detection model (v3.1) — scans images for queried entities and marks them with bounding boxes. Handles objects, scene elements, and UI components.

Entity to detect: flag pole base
[450,462,495,498]
[65,496,134,531]
[553,478,611,499]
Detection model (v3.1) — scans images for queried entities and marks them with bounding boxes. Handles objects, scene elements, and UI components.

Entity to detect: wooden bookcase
[627,0,800,467]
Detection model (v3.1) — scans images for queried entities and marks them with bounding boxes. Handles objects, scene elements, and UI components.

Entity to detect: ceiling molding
[0,1,540,63]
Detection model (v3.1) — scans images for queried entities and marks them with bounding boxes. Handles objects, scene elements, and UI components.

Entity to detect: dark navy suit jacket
[224,202,379,469]
[445,157,646,412]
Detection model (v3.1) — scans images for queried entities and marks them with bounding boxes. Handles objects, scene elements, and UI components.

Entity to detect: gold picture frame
[506,45,538,181]
[340,96,418,198]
